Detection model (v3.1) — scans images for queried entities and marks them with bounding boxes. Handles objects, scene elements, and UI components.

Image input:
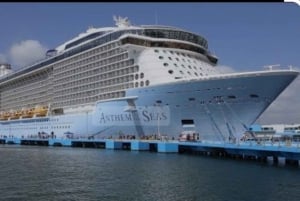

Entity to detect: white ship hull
[0,70,298,141]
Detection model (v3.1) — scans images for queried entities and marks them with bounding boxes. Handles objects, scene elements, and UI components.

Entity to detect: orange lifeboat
[0,111,10,121]
[34,105,48,117]
[9,110,21,120]
[21,108,34,118]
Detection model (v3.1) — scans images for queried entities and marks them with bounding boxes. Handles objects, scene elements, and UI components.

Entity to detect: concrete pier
[105,140,122,150]
[1,137,300,167]
[266,156,274,165]
[277,157,286,166]
[157,142,178,153]
[131,141,149,151]
[6,138,21,144]
[49,139,72,146]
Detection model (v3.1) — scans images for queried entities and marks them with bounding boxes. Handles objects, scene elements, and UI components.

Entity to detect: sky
[0,2,299,125]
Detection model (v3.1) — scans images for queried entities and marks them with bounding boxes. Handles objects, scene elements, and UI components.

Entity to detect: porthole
[250,94,259,98]
[154,49,159,53]
[140,72,144,79]
[145,80,150,86]
[163,63,169,67]
[135,82,139,87]
[168,70,174,74]
[140,81,144,87]
[180,70,184,75]
[228,95,236,99]
[135,74,139,80]
[159,56,164,59]
[168,57,172,60]
[174,63,178,67]
[135,65,139,71]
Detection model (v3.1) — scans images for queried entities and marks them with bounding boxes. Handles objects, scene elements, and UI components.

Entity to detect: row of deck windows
[54,75,135,98]
[1,71,49,91]
[1,89,49,108]
[52,90,126,108]
[53,42,118,71]
[0,71,52,111]
[53,47,127,76]
[1,80,51,100]
[54,65,138,91]
[54,58,133,85]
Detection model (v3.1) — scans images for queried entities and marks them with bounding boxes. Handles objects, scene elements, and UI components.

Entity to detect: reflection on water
[0,145,299,201]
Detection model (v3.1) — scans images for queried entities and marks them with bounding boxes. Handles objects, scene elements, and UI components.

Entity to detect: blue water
[0,145,299,201]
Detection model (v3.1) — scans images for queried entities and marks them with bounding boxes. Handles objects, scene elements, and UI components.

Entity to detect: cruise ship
[0,16,298,141]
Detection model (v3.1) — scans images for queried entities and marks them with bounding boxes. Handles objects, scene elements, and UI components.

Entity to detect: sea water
[0,145,299,201]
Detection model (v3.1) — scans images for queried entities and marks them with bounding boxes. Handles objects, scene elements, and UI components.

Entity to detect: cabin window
[168,70,174,74]
[228,95,236,99]
[181,119,194,125]
[145,80,150,86]
[250,94,259,98]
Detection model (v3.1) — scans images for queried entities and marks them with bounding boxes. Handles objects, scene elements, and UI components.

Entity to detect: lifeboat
[9,110,21,120]
[0,111,10,121]
[21,108,34,118]
[34,105,49,117]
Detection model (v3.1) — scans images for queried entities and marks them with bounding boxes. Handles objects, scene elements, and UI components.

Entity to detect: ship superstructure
[0,17,298,141]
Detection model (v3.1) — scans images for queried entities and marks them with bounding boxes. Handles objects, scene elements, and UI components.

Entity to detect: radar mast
[113,15,131,28]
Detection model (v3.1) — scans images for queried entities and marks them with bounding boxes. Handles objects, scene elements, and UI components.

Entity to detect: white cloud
[217,65,236,73]
[9,40,47,69]
[257,75,300,124]
[0,53,7,63]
